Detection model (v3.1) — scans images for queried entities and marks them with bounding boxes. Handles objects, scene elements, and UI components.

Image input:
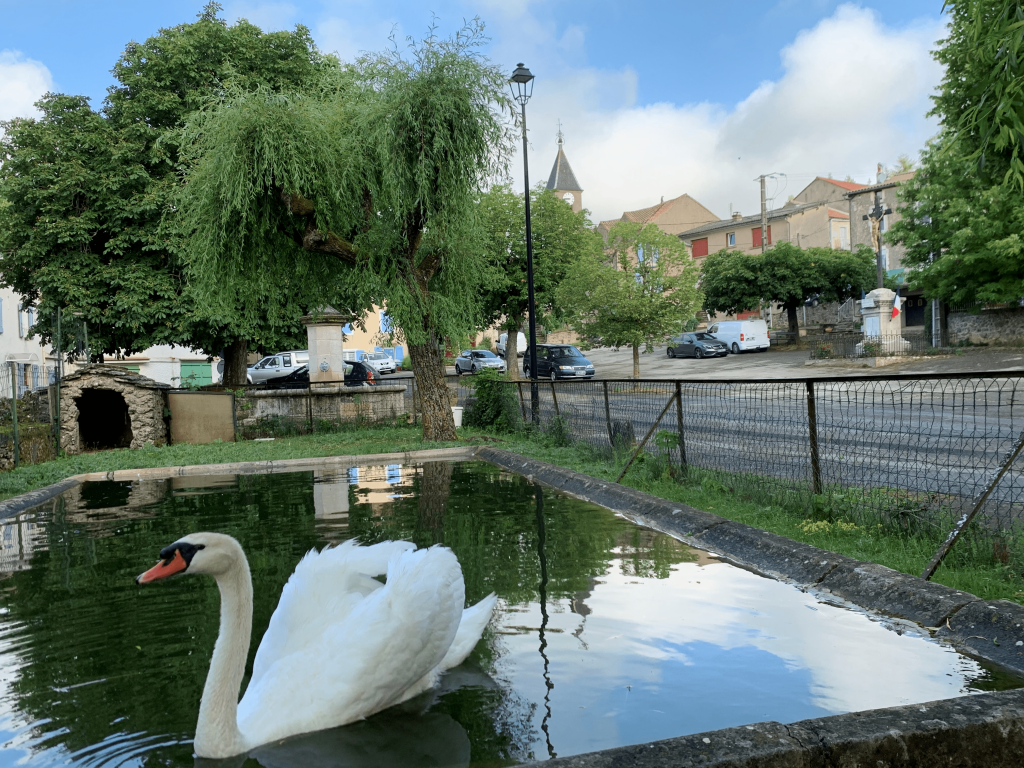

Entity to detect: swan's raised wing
[250,540,416,685]
[238,545,466,746]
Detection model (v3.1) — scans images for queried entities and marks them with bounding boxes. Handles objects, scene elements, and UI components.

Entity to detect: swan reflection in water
[194,667,497,768]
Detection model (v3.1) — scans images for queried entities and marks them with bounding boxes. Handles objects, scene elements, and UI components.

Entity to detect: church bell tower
[546,123,583,213]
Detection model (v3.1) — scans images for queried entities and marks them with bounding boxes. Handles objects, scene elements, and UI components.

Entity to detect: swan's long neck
[194,555,253,759]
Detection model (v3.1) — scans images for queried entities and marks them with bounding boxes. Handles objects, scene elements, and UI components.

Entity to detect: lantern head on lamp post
[509,63,540,424]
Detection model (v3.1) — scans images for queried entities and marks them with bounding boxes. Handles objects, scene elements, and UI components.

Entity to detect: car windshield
[368,353,388,360]
[548,346,582,359]
[694,333,716,340]
[473,350,497,358]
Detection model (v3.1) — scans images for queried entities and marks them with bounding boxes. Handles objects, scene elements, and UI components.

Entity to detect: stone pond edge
[475,446,1024,768]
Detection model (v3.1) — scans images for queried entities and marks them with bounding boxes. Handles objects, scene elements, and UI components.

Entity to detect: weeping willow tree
[177,22,514,439]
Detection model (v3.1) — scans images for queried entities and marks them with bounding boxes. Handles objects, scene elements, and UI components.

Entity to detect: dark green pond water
[0,460,1016,768]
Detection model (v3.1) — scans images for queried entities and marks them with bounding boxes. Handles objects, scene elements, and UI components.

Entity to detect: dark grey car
[667,333,728,359]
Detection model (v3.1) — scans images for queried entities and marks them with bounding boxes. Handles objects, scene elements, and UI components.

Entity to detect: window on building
[691,238,709,258]
[0,297,5,334]
[27,308,33,329]
[880,216,888,233]
[17,306,23,338]
[840,226,849,249]
[379,310,393,334]
[727,232,735,246]
[342,323,352,335]
[881,246,889,271]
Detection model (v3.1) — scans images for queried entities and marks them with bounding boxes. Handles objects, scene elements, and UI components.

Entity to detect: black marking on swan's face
[160,541,206,567]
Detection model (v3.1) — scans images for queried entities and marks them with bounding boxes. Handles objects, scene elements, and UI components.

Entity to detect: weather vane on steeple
[556,119,564,147]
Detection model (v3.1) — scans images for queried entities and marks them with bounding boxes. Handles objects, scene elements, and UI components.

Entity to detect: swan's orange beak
[136,549,188,584]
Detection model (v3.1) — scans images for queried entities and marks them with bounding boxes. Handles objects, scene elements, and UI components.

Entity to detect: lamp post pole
[510,63,539,424]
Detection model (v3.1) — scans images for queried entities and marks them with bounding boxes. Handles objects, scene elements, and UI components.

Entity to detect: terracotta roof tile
[827,208,849,219]
[819,177,867,191]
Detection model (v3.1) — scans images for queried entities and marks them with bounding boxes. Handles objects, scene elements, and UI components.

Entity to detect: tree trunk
[505,322,520,381]
[409,337,457,441]
[632,343,641,379]
[222,339,249,386]
[786,303,799,335]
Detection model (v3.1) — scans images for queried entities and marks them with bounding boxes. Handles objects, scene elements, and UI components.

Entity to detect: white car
[247,350,309,384]
[496,331,527,358]
[455,349,506,375]
[706,320,770,354]
[363,351,397,375]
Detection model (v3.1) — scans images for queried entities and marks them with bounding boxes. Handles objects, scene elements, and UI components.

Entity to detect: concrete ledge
[245,384,408,397]
[544,689,1024,767]
[818,561,977,628]
[938,600,1024,671]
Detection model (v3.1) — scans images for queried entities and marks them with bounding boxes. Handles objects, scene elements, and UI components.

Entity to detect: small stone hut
[60,366,171,454]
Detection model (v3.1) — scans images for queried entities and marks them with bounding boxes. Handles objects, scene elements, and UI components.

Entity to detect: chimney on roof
[732,212,742,220]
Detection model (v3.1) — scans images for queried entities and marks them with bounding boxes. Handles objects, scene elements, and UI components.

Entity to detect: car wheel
[523,365,530,378]
[471,364,478,373]
[550,370,558,382]
[455,365,463,376]
[731,343,740,354]
[667,348,676,358]
[695,348,704,359]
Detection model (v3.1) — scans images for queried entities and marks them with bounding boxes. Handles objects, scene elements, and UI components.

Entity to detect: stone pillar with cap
[858,287,909,355]
[301,307,348,384]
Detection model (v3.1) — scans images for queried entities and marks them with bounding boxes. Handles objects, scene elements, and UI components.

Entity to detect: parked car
[247,350,310,384]
[363,351,397,375]
[264,361,378,389]
[496,332,527,358]
[522,344,595,381]
[455,349,507,375]
[706,320,770,353]
[667,333,729,359]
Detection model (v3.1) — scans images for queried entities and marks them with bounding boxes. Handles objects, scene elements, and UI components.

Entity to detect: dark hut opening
[77,389,133,450]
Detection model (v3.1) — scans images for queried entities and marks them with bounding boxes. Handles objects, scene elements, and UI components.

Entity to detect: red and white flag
[892,294,902,320]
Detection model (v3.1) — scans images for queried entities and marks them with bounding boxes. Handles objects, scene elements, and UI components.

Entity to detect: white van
[706,320,770,353]
[496,331,528,358]
[246,350,310,383]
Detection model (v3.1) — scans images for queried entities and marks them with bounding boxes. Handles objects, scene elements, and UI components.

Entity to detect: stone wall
[950,307,1024,345]
[0,425,54,471]
[59,366,170,454]
[236,384,408,435]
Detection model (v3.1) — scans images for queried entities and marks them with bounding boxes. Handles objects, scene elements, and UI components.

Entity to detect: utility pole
[754,173,783,253]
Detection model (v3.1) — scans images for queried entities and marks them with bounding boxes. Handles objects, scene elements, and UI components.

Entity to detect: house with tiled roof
[597,193,719,242]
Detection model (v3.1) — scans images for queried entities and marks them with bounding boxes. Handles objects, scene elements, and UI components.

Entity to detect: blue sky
[0,0,948,221]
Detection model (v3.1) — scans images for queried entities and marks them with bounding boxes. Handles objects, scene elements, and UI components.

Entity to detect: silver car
[454,349,506,375]
[363,351,397,375]
[247,351,309,384]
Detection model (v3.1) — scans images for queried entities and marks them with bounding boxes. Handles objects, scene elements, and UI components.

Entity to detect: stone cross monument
[858,287,909,355]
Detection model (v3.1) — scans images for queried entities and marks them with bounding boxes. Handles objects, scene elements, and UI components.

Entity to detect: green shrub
[463,369,522,432]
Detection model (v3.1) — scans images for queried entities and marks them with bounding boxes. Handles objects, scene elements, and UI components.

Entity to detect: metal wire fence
[0,362,57,469]
[488,374,1024,557]
[807,332,966,360]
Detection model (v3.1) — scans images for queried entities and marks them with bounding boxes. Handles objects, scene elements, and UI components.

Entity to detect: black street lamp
[509,63,540,424]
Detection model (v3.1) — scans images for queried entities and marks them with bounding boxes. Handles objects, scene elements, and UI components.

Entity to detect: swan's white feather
[236,541,489,747]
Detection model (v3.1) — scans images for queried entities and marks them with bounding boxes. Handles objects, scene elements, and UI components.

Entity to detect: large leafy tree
[177,22,514,440]
[701,243,874,334]
[0,3,333,383]
[889,2,1024,307]
[476,185,603,378]
[557,221,702,378]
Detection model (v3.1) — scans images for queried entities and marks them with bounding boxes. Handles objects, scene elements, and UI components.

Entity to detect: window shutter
[0,297,5,334]
[767,225,772,245]
[17,306,23,338]
[691,238,709,258]
[752,228,762,248]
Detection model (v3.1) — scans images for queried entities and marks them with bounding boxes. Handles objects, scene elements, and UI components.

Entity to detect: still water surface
[0,460,1016,768]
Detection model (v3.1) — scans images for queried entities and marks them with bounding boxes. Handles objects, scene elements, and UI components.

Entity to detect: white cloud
[0,50,53,124]
[506,4,946,224]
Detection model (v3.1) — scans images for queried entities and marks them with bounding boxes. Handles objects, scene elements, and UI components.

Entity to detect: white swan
[135,532,497,759]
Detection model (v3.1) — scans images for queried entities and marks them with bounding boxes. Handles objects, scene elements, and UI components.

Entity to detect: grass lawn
[1,423,1021,605]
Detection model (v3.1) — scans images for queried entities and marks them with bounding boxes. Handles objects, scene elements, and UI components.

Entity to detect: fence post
[517,381,526,421]
[9,361,19,470]
[616,392,678,483]
[675,381,687,471]
[603,381,613,445]
[922,426,1024,580]
[549,382,560,417]
[805,380,822,495]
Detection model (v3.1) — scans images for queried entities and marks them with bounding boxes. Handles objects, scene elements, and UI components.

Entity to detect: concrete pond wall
[235,384,409,436]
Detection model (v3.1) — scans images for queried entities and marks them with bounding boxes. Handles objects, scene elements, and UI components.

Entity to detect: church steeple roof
[545,127,582,192]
